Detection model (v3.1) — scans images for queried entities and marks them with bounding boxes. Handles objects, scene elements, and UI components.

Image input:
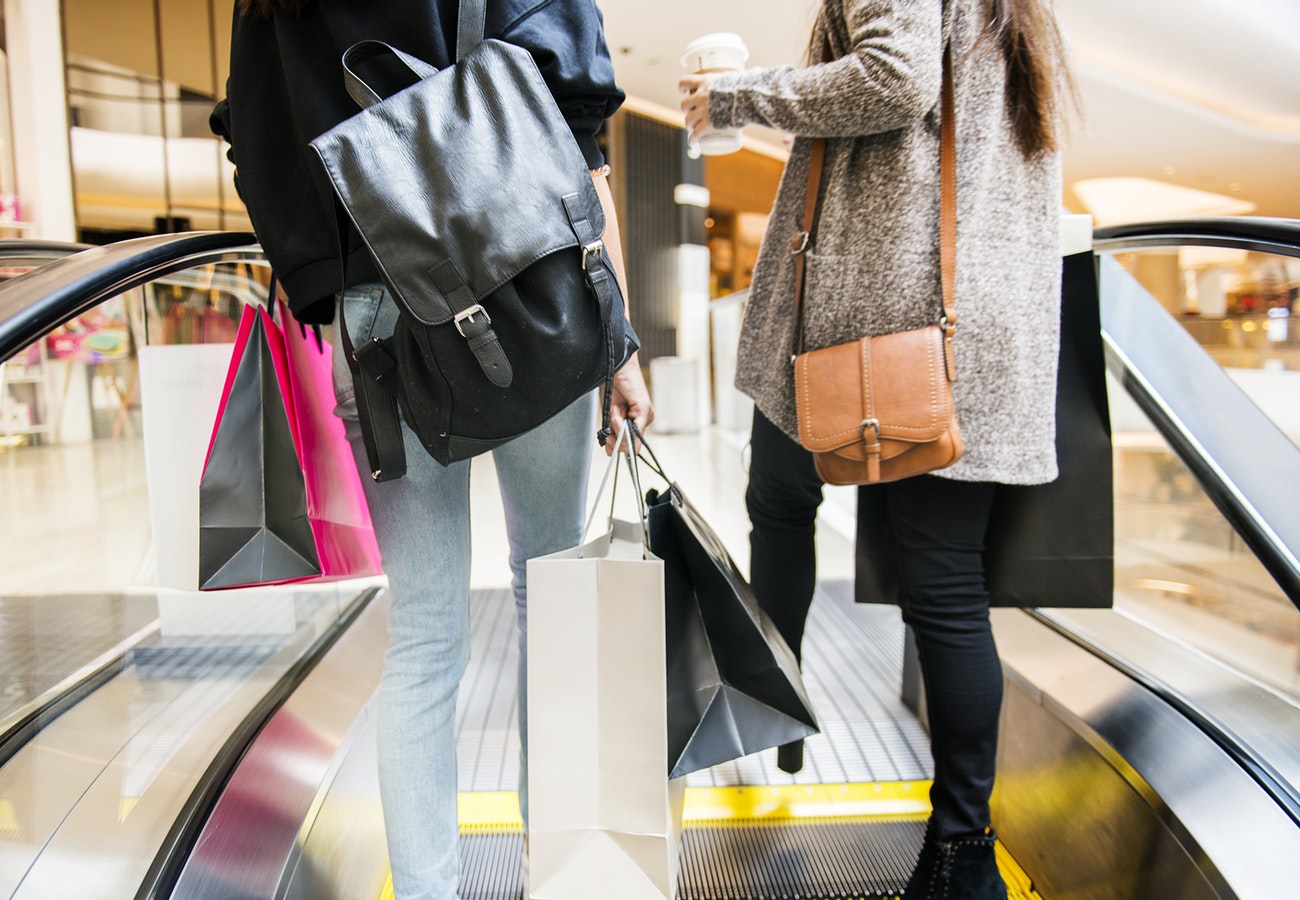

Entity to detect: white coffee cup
[681,32,749,156]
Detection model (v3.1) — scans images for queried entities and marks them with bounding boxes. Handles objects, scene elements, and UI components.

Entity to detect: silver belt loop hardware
[582,239,604,269]
[453,303,490,337]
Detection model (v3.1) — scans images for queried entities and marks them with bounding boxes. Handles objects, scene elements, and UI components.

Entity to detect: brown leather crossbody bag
[792,47,962,485]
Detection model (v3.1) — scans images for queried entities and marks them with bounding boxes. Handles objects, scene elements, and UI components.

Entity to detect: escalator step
[378,786,1042,899]
[445,821,1040,900]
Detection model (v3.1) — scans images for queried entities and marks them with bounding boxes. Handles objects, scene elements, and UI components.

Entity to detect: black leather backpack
[310,0,637,479]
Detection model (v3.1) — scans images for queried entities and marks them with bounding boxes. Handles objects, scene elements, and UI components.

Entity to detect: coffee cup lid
[681,32,749,68]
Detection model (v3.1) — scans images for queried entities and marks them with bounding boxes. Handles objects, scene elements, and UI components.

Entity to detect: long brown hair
[805,1,1076,158]
[988,0,1075,156]
[237,0,308,17]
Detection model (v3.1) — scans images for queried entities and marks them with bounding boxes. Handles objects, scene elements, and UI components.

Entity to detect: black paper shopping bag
[855,250,1114,608]
[197,306,320,589]
[646,484,819,778]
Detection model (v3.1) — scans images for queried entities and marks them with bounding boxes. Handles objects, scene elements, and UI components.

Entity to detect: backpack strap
[334,0,487,483]
[562,192,620,444]
[429,261,513,387]
[339,295,407,482]
[457,0,487,62]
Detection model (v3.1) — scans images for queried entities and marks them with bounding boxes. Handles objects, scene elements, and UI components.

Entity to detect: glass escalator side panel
[0,248,371,899]
[1110,244,1300,449]
[1107,388,1299,702]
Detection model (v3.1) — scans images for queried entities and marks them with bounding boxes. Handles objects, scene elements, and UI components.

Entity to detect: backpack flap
[310,38,602,328]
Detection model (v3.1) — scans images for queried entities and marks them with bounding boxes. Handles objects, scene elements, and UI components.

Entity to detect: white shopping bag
[138,343,234,590]
[526,428,685,900]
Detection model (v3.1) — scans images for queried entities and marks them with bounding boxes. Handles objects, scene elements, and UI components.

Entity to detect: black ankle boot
[776,739,803,774]
[901,830,1007,900]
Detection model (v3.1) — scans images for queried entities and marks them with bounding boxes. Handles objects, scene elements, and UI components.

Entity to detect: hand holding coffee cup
[679,33,748,155]
[679,73,721,150]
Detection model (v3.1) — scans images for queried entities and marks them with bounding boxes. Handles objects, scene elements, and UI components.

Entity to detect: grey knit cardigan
[708,0,1062,485]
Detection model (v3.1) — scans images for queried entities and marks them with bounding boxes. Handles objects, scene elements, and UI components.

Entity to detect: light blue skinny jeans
[333,283,595,900]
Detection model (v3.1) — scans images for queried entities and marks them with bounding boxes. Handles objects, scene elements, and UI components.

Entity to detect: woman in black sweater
[213,2,651,897]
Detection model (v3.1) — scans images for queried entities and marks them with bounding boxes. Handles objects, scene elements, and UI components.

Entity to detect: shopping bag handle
[580,420,648,548]
[265,275,324,352]
[627,420,672,486]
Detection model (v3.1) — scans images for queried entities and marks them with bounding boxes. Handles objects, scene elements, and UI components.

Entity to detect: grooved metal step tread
[380,784,1042,900]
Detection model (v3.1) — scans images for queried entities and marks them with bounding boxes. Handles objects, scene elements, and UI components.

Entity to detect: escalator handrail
[0,239,92,257]
[1094,220,1300,606]
[1032,217,1300,832]
[1094,215,1300,258]
[0,231,259,361]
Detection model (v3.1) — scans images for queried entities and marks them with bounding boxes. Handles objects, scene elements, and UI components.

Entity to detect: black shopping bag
[198,306,319,589]
[856,250,1114,608]
[982,250,1114,607]
[646,483,819,778]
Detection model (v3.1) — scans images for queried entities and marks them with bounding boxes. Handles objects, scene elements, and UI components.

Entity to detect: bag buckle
[453,304,490,337]
[582,240,604,269]
[861,418,882,481]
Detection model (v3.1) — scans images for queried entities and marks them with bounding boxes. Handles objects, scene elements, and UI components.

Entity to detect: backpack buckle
[453,304,490,337]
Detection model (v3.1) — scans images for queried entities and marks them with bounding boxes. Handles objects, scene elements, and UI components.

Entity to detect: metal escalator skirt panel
[0,594,159,769]
[164,589,389,900]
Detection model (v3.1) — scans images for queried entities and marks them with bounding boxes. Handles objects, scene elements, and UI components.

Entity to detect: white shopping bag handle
[580,420,648,548]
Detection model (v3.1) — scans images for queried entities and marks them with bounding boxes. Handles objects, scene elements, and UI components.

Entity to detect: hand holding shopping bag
[526,424,684,900]
[198,301,381,590]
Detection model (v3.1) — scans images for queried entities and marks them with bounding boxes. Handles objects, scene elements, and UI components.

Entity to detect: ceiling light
[1073,177,1256,227]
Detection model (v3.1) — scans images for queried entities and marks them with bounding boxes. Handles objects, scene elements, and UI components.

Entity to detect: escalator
[0,234,388,899]
[0,219,1298,898]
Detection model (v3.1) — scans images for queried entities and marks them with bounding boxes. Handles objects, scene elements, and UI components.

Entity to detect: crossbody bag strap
[788,134,827,360]
[938,43,956,333]
[791,43,956,358]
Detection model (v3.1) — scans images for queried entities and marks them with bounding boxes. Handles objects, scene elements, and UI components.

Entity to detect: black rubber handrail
[0,239,92,256]
[1093,219,1300,608]
[0,231,258,362]
[1095,216,1300,257]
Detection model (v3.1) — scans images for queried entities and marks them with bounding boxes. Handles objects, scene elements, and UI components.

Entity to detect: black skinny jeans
[746,409,1000,842]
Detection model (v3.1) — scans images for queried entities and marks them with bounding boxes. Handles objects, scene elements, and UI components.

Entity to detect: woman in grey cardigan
[681,1,1073,896]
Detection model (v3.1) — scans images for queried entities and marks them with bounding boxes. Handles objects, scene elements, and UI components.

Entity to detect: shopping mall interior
[0,1,1298,898]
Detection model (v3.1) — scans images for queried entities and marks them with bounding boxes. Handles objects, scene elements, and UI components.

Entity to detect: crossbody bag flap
[795,325,955,456]
[309,38,604,327]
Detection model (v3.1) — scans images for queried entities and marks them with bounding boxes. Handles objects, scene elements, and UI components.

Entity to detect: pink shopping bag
[277,300,383,580]
[198,302,381,590]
